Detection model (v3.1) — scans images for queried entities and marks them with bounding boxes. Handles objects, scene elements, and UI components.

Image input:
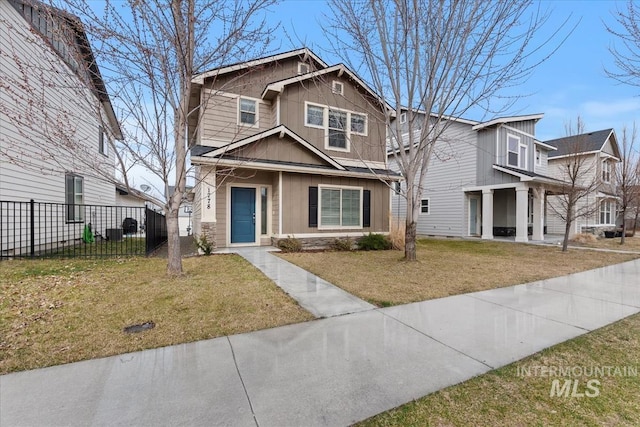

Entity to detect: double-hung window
[328,109,347,149]
[65,174,84,222]
[319,186,362,228]
[239,97,257,126]
[599,199,613,224]
[420,199,430,214]
[507,134,527,169]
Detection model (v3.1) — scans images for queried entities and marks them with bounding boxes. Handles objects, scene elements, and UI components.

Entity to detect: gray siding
[390,120,477,237]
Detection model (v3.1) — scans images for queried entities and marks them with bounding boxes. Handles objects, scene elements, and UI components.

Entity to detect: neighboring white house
[0,0,122,255]
[545,128,621,236]
[390,112,567,241]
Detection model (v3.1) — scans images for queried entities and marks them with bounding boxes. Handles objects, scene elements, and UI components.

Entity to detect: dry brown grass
[571,234,640,251]
[570,233,599,245]
[0,255,313,374]
[280,238,639,306]
[388,217,405,250]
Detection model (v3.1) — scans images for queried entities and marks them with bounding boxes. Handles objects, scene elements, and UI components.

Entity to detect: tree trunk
[562,219,572,252]
[620,212,627,245]
[405,220,417,261]
[633,210,639,237]
[165,206,182,276]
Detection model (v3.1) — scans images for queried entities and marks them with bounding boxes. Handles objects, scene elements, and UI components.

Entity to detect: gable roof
[471,114,544,131]
[260,64,394,114]
[191,125,346,171]
[545,129,618,159]
[192,47,329,84]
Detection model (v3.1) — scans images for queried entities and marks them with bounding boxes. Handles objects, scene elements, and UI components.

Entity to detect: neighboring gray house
[1,0,122,255]
[545,129,621,235]
[390,112,566,242]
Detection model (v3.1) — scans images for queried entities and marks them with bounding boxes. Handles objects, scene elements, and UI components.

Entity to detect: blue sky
[267,0,639,142]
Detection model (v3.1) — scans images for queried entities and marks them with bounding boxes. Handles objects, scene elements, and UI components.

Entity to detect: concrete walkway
[1,260,639,426]
[233,247,374,318]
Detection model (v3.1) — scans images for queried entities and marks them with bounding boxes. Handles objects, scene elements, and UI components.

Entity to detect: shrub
[357,233,392,251]
[330,238,353,251]
[277,236,302,253]
[570,233,598,245]
[194,234,213,255]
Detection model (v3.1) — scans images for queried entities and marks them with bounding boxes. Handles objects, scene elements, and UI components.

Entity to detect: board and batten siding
[0,0,115,206]
[390,120,478,237]
[280,173,389,235]
[279,79,387,164]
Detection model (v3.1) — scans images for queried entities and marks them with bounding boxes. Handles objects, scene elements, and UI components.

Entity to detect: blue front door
[231,187,256,243]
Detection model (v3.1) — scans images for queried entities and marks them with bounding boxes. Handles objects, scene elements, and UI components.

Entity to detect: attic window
[298,62,309,74]
[332,81,344,95]
[400,113,407,124]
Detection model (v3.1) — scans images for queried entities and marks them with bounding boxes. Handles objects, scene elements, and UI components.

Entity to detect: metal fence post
[30,199,35,258]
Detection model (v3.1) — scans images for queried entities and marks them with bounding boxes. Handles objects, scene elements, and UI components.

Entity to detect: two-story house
[189,48,399,248]
[545,129,621,235]
[1,0,122,255]
[390,113,566,242]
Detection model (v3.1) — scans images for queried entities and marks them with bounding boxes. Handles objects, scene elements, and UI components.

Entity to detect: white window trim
[298,62,309,74]
[332,80,344,95]
[98,126,108,156]
[304,101,368,153]
[507,134,527,169]
[535,147,541,166]
[237,96,259,128]
[65,174,84,223]
[400,112,406,124]
[317,184,363,230]
[420,198,430,215]
[599,199,614,225]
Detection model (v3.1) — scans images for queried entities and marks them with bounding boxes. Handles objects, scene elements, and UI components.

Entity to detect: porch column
[482,189,494,240]
[515,187,529,242]
[532,187,545,241]
[200,168,217,247]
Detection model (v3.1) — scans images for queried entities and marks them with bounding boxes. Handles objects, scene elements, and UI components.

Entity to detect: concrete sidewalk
[233,247,375,318]
[1,260,639,426]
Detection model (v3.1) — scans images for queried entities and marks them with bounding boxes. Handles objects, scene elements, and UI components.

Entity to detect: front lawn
[571,234,640,252]
[0,255,313,374]
[279,238,640,306]
[359,312,640,426]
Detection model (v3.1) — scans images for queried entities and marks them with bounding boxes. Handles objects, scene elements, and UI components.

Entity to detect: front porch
[465,183,548,242]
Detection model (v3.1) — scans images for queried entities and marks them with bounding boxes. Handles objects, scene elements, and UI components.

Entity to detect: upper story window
[507,134,527,169]
[304,102,368,152]
[298,62,310,74]
[98,126,108,156]
[399,112,407,124]
[602,160,611,183]
[535,147,541,166]
[332,81,344,95]
[238,97,258,126]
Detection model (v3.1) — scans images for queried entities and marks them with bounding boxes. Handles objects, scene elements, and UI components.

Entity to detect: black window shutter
[363,189,371,227]
[309,187,318,228]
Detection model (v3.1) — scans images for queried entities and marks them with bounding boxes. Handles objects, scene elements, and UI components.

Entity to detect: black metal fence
[0,200,167,259]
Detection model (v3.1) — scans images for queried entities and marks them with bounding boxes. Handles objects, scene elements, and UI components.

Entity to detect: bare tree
[548,118,600,252]
[615,124,640,243]
[606,0,640,87]
[328,0,570,260]
[0,1,129,189]
[61,0,276,275]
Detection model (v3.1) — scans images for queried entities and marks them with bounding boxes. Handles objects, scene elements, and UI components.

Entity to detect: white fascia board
[472,113,544,131]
